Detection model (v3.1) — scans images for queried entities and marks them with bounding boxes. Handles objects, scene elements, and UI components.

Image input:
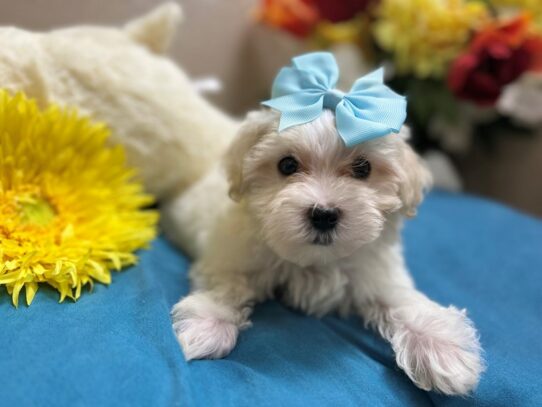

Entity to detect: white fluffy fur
[166,109,484,395]
[171,292,246,360]
[0,3,237,199]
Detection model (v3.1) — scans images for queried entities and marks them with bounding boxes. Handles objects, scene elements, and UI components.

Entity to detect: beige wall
[458,132,542,217]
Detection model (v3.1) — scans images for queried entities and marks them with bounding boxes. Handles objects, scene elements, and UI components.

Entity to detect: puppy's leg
[354,262,483,395]
[171,265,256,360]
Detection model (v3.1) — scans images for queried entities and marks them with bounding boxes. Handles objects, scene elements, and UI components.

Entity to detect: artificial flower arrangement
[0,91,157,306]
[257,0,542,154]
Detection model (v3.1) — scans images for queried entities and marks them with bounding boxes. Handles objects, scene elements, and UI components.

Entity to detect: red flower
[258,0,374,38]
[311,0,374,23]
[448,14,542,106]
[257,0,320,38]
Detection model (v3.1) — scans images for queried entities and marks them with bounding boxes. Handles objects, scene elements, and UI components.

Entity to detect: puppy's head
[224,109,431,266]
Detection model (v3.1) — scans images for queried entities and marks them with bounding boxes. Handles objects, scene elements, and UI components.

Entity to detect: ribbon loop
[261,52,407,147]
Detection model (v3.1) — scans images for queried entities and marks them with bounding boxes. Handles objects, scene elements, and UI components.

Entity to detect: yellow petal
[12,280,24,308]
[60,223,75,243]
[58,284,71,303]
[25,282,38,305]
[74,281,82,299]
[87,260,112,284]
[0,271,22,284]
[109,253,122,271]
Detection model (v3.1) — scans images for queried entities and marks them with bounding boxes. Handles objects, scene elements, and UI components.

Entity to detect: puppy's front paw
[391,305,484,395]
[173,314,238,360]
[171,293,239,360]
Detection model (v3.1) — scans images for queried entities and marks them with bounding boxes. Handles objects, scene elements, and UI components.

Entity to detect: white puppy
[164,109,483,395]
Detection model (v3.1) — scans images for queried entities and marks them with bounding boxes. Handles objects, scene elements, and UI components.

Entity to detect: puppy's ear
[396,127,433,217]
[223,110,276,202]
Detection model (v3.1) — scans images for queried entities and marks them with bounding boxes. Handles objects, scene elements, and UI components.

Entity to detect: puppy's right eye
[278,156,299,176]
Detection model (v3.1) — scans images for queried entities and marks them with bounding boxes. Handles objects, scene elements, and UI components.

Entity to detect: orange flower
[471,13,539,51]
[257,0,374,38]
[257,0,320,38]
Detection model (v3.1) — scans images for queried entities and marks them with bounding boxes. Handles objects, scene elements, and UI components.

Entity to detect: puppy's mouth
[312,232,334,246]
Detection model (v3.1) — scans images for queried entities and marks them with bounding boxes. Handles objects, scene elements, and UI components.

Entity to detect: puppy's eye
[352,157,371,179]
[278,156,299,176]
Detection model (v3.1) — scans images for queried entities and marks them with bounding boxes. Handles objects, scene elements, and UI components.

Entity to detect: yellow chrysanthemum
[0,91,158,306]
[373,0,489,78]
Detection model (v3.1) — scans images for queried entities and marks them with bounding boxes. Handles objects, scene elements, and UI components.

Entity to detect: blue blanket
[1,191,541,406]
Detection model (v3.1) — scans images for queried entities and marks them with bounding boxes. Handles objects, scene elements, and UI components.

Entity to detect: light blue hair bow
[261,52,407,147]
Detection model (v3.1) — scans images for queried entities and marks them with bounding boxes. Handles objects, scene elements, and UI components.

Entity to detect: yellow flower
[0,91,158,306]
[373,0,488,78]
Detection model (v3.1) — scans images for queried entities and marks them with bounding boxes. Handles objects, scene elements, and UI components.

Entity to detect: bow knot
[261,52,407,147]
[323,89,345,110]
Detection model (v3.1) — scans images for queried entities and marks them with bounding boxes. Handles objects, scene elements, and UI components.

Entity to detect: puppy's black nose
[308,207,340,231]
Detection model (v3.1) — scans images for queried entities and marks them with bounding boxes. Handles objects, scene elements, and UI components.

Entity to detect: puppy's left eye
[278,156,299,176]
[352,157,371,179]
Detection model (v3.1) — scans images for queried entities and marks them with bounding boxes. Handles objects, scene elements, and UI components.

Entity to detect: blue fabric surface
[1,191,541,406]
